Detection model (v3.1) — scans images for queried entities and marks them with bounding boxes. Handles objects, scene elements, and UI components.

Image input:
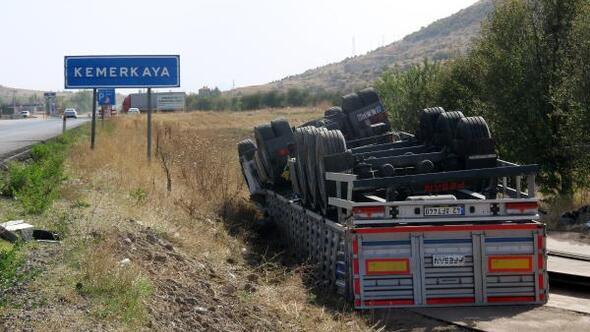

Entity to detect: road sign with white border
[97,88,116,105]
[64,55,180,89]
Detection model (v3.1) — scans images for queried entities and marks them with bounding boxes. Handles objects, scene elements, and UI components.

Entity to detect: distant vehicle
[20,110,31,118]
[128,108,141,115]
[64,108,78,119]
[122,92,186,112]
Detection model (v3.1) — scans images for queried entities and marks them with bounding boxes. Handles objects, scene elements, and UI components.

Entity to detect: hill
[230,0,495,95]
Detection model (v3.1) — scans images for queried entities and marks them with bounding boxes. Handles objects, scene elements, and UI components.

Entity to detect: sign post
[64,55,180,158]
[147,88,152,161]
[91,89,97,149]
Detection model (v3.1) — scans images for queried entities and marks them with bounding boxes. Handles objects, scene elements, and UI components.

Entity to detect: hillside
[231,0,495,95]
[0,85,44,104]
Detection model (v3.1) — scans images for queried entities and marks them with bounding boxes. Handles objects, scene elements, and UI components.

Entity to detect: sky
[0,0,478,93]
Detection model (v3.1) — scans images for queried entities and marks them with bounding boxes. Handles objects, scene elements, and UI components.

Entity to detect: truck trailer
[121,92,186,113]
[238,87,548,309]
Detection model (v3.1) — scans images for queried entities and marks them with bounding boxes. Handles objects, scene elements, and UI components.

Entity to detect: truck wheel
[324,106,342,117]
[254,124,276,183]
[289,158,301,196]
[238,139,259,190]
[293,127,310,197]
[305,127,328,209]
[454,116,495,156]
[357,87,380,106]
[295,127,313,205]
[341,93,363,114]
[434,111,465,149]
[271,118,293,138]
[238,138,257,160]
[254,149,271,185]
[418,107,445,144]
[316,130,347,215]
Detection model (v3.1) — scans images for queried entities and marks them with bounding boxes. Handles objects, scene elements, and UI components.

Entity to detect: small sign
[433,255,466,267]
[157,94,185,109]
[64,55,180,88]
[97,88,116,105]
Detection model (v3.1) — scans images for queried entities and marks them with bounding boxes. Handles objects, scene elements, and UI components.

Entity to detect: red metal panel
[354,223,542,234]
[426,297,475,305]
[488,296,535,303]
[364,299,414,306]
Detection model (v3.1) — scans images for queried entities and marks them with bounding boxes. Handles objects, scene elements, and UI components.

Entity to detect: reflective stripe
[362,240,411,246]
[485,237,532,243]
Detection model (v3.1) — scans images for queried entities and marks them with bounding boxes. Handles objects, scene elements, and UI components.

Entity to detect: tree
[468,0,588,195]
[375,60,446,132]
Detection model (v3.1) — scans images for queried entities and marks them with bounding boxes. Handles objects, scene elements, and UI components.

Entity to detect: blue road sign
[97,88,116,105]
[64,55,180,89]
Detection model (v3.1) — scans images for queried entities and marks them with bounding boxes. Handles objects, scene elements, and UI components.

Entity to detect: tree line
[186,87,340,111]
[376,0,590,196]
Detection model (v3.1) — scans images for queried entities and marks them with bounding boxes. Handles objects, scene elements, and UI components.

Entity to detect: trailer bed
[264,190,548,309]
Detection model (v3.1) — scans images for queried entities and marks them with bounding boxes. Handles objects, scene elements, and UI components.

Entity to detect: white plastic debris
[1,220,33,241]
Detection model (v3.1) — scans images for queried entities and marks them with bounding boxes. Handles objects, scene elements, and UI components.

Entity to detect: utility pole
[12,90,16,117]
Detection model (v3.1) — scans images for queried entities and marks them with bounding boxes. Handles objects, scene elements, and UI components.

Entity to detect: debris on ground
[0,220,60,243]
[559,205,590,232]
[1,220,33,241]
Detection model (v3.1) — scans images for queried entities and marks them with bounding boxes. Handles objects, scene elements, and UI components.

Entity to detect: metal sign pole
[91,88,97,149]
[147,88,152,161]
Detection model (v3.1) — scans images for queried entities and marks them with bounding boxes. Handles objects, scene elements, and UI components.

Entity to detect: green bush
[0,244,24,297]
[0,133,74,214]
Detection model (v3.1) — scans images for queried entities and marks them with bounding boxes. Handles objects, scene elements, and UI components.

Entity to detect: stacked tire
[253,118,295,185]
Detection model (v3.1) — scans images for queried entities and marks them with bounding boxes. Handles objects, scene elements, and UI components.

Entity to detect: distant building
[198,86,211,96]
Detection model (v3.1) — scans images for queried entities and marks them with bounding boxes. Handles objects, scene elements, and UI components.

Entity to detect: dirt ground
[0,109,464,331]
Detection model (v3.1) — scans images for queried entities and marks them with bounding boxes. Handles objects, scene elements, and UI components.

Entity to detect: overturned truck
[238,88,548,309]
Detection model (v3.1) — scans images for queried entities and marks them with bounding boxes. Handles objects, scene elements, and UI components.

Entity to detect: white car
[64,108,78,119]
[128,108,141,115]
[20,110,31,118]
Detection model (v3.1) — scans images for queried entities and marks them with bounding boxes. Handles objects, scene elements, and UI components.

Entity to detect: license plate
[424,205,464,216]
[433,255,466,267]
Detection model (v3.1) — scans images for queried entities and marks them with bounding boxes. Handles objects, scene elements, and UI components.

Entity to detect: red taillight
[276,148,289,157]
[352,206,385,219]
[505,202,538,214]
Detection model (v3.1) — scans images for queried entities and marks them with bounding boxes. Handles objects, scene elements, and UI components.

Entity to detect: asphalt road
[0,117,89,158]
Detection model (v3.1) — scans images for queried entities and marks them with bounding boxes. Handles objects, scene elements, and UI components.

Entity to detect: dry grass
[62,107,391,330]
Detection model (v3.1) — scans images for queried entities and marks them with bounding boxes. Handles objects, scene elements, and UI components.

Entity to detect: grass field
[2,108,457,331]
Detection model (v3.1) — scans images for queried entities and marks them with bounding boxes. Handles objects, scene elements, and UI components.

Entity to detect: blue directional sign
[64,55,180,89]
[97,88,116,105]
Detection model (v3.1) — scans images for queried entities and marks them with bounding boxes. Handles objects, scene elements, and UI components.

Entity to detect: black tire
[238,139,259,190]
[271,118,293,138]
[305,127,327,208]
[238,138,257,160]
[254,150,271,185]
[324,106,342,117]
[315,130,347,214]
[293,127,311,197]
[254,124,276,182]
[434,111,465,148]
[341,93,363,114]
[357,87,380,106]
[0,226,17,243]
[454,116,494,156]
[418,107,445,144]
[288,158,301,196]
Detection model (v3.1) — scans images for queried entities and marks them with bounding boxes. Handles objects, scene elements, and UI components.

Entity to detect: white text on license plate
[424,205,464,216]
[433,255,466,267]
